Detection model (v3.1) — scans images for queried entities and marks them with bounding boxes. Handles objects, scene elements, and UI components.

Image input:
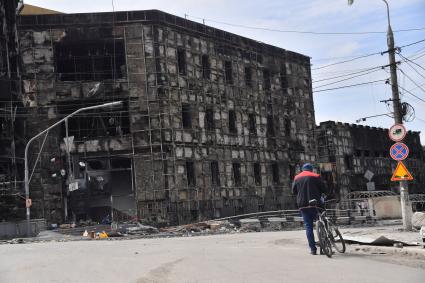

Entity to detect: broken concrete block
[412,212,425,229]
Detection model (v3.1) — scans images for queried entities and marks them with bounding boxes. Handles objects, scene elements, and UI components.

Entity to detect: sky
[25,0,425,144]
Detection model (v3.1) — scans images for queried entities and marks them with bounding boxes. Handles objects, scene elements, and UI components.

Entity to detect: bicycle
[309,199,346,258]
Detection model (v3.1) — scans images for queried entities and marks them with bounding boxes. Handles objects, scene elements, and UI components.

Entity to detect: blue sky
[26,0,425,144]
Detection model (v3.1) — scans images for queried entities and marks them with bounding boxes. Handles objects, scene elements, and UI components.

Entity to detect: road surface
[0,230,423,283]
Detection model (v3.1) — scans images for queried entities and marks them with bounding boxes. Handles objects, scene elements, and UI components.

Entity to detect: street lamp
[348,1,411,230]
[24,101,122,236]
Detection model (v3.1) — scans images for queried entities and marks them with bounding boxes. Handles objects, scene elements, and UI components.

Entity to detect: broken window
[244,66,252,87]
[210,161,220,186]
[271,163,280,184]
[55,40,125,81]
[202,54,210,79]
[254,162,261,186]
[87,159,107,171]
[233,162,241,187]
[248,114,256,135]
[182,104,192,129]
[267,115,275,137]
[344,155,353,170]
[186,161,196,186]
[205,107,215,131]
[280,65,288,91]
[111,158,131,169]
[224,60,233,84]
[228,110,237,134]
[58,100,130,140]
[284,118,291,136]
[263,69,271,91]
[177,48,187,75]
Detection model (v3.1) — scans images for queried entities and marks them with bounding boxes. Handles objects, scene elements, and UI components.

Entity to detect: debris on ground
[412,212,425,229]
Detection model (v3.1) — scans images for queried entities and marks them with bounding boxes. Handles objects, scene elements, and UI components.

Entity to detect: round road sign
[388,124,407,142]
[390,142,409,161]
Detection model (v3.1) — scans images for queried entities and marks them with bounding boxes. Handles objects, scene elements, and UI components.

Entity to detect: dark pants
[300,207,318,252]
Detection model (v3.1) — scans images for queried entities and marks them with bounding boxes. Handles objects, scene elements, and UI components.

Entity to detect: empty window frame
[267,115,275,137]
[284,118,291,136]
[202,54,211,79]
[210,161,220,186]
[280,65,288,90]
[254,162,261,186]
[177,48,187,75]
[59,100,130,140]
[248,114,256,135]
[224,60,233,84]
[263,68,271,90]
[205,107,215,131]
[228,110,237,134]
[244,66,252,87]
[182,104,192,129]
[233,162,241,187]
[186,161,196,186]
[55,40,126,81]
[271,163,280,184]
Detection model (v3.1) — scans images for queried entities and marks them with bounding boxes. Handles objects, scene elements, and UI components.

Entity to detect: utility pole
[349,0,412,230]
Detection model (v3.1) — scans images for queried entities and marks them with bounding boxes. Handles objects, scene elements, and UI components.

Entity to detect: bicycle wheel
[317,221,332,258]
[328,222,346,253]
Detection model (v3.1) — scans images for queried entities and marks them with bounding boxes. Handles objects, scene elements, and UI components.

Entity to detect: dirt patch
[137,258,184,283]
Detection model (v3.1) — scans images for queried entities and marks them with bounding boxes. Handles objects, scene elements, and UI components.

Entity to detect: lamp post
[24,101,122,236]
[348,0,411,230]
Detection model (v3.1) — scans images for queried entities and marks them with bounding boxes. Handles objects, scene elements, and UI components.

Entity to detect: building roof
[20,4,63,15]
[17,9,308,62]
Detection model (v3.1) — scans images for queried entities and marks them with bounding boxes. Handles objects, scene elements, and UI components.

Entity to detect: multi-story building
[0,0,25,221]
[317,121,425,204]
[15,9,316,225]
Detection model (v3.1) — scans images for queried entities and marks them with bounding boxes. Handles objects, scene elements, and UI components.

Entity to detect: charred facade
[0,0,25,221]
[317,121,425,204]
[15,10,316,225]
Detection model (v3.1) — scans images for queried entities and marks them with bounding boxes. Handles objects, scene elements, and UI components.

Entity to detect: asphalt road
[0,230,424,283]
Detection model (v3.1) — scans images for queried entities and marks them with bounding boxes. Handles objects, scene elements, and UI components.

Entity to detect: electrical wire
[398,68,425,93]
[313,65,383,83]
[313,68,382,89]
[312,38,425,71]
[186,14,425,35]
[313,79,387,93]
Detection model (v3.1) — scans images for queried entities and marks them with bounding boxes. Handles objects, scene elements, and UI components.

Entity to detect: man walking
[292,163,328,255]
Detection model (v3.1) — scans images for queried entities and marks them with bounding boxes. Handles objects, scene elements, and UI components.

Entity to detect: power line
[186,14,425,35]
[398,84,425,104]
[312,52,381,70]
[398,68,425,94]
[312,38,425,71]
[397,52,425,72]
[313,66,383,82]
[313,79,387,93]
[313,68,382,89]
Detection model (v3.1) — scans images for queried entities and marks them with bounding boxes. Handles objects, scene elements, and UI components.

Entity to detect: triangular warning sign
[391,161,413,181]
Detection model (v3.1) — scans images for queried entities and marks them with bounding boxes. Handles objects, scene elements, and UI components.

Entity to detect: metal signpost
[24,101,122,236]
[388,125,413,231]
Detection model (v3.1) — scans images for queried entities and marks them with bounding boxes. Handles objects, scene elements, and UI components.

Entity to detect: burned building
[0,0,25,221]
[15,9,316,225]
[317,121,425,204]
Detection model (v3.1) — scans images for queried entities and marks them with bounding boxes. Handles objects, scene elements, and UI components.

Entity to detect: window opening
[177,48,187,75]
[229,110,237,133]
[211,161,220,186]
[233,162,241,187]
[182,104,192,129]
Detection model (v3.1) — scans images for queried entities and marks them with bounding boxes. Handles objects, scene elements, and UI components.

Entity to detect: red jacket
[292,171,328,209]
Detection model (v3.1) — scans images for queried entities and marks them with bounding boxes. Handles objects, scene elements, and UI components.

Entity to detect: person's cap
[302,163,313,171]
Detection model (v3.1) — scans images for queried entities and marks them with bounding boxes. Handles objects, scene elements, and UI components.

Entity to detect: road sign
[390,142,409,161]
[68,181,79,192]
[25,198,32,208]
[391,161,413,181]
[388,124,407,142]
